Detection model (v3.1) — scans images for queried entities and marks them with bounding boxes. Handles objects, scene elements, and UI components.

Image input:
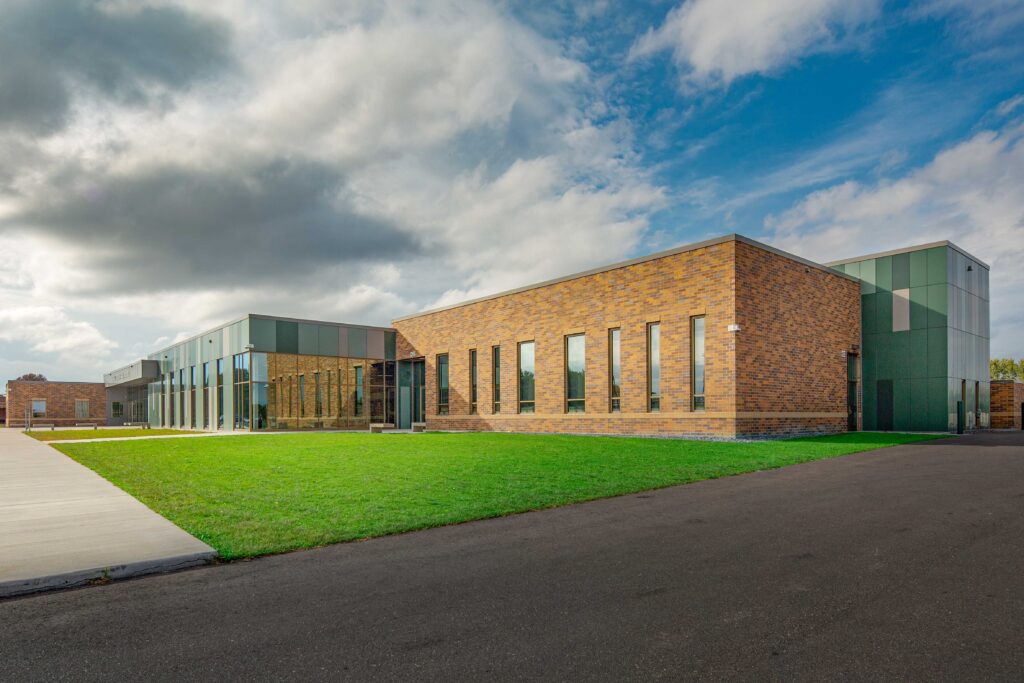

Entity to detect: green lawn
[54,431,946,559]
[27,428,191,442]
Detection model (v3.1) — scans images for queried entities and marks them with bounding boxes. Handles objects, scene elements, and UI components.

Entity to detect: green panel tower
[828,242,990,432]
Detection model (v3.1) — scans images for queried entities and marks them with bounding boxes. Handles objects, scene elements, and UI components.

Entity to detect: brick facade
[4,381,108,428]
[991,380,1024,429]
[393,236,861,439]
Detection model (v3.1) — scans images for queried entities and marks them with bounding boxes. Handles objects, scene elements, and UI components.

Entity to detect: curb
[0,551,218,599]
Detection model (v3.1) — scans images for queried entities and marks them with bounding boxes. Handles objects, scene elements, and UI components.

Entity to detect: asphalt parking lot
[2,431,1021,681]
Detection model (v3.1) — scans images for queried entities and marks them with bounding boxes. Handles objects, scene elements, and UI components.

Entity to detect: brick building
[991,380,1024,429]
[0,394,6,426]
[103,233,991,438]
[393,236,860,439]
[4,380,108,428]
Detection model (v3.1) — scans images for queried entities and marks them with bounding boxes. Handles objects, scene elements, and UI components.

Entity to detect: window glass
[437,354,449,415]
[609,329,621,412]
[111,402,124,418]
[519,341,535,413]
[492,346,501,413]
[469,350,478,414]
[648,323,661,412]
[32,399,46,418]
[314,372,323,418]
[566,334,585,412]
[75,399,89,419]
[354,365,364,416]
[216,359,224,428]
[692,316,705,410]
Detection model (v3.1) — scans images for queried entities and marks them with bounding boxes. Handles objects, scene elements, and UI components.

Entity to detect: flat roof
[149,313,395,357]
[826,240,990,270]
[393,233,858,323]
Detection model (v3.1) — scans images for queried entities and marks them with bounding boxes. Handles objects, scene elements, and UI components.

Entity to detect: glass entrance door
[398,359,426,429]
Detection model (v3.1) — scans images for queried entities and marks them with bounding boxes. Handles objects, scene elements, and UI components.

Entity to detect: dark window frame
[492,346,501,413]
[565,334,586,413]
[436,354,449,415]
[647,322,661,413]
[608,328,621,413]
[469,349,478,414]
[691,316,706,411]
[518,341,536,414]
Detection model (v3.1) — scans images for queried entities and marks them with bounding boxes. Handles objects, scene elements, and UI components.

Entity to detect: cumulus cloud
[764,121,1024,355]
[0,0,232,136]
[0,0,663,379]
[630,0,879,88]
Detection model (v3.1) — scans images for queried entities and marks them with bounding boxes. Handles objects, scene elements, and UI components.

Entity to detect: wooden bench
[369,423,395,434]
[412,422,426,433]
[123,422,151,429]
[75,423,99,429]
[28,424,55,431]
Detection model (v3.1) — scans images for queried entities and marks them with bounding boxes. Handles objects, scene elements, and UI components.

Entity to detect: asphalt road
[2,432,1022,681]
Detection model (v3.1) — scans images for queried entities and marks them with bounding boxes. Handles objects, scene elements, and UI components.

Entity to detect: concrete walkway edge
[0,429,216,598]
[0,551,215,598]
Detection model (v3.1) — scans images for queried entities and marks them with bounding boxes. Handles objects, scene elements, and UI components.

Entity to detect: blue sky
[0,0,1022,381]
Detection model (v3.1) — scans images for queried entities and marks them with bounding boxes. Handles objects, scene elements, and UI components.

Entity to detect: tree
[14,373,47,382]
[989,358,1024,380]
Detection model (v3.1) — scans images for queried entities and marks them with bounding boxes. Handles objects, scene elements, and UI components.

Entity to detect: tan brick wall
[5,381,108,427]
[394,237,860,438]
[991,380,1024,429]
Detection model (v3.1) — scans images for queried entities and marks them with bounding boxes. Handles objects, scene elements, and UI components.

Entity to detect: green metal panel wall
[837,245,990,432]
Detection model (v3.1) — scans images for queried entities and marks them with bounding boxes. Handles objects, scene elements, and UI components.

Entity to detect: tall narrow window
[189,366,196,429]
[469,349,478,414]
[233,353,250,429]
[202,362,210,428]
[32,399,46,418]
[298,375,306,418]
[565,334,585,413]
[216,360,224,428]
[518,341,535,413]
[314,372,323,418]
[437,354,449,415]
[326,370,331,417]
[179,369,185,427]
[75,399,89,419]
[609,329,621,413]
[492,346,501,413]
[647,323,661,412]
[169,373,175,426]
[692,316,705,410]
[354,365,364,416]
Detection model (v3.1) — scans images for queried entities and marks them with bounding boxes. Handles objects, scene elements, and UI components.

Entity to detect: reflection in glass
[566,335,585,412]
[519,341,535,413]
[609,329,621,412]
[692,316,705,410]
[648,323,660,412]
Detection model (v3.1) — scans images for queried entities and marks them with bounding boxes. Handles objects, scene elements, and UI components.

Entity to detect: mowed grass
[27,428,191,441]
[55,431,946,559]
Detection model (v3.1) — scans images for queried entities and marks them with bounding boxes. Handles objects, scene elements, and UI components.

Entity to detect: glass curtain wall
[265,352,393,430]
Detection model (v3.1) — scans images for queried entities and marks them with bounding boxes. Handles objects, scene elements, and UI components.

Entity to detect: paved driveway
[1,432,1021,680]
[0,429,214,596]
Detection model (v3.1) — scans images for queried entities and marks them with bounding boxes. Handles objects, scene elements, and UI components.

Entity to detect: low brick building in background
[0,394,6,425]
[4,380,108,428]
[991,380,1024,429]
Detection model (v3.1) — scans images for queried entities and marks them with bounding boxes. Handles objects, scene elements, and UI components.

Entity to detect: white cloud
[0,0,664,380]
[630,0,879,88]
[764,122,1024,355]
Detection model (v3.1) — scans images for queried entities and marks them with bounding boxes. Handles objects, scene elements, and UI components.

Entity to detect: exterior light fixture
[727,324,742,332]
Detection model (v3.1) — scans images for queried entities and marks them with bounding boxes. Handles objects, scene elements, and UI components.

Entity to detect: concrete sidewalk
[0,429,215,597]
